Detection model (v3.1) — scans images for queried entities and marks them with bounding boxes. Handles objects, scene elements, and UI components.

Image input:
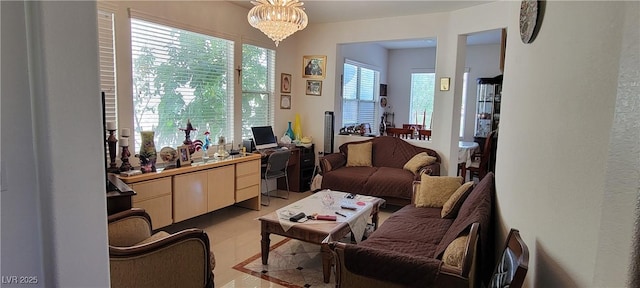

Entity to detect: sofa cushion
[321,166,377,195]
[363,167,416,200]
[416,174,463,208]
[441,181,475,218]
[442,233,469,268]
[346,142,372,167]
[403,152,438,175]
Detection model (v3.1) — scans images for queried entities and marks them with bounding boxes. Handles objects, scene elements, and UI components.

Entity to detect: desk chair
[261,150,291,206]
[487,229,529,288]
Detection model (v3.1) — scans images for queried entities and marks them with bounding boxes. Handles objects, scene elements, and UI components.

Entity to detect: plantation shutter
[97,9,117,126]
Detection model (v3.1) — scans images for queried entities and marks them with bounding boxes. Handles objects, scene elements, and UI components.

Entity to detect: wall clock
[520,0,540,44]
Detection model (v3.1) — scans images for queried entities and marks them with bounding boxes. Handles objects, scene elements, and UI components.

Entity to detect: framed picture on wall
[281,73,291,93]
[280,95,291,109]
[306,80,322,96]
[302,55,327,79]
[380,84,387,96]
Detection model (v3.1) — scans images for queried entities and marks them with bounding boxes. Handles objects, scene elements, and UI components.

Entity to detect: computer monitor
[251,126,278,150]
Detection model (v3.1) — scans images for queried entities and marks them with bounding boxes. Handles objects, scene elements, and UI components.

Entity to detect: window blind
[130,18,234,151]
[342,60,380,134]
[241,44,276,139]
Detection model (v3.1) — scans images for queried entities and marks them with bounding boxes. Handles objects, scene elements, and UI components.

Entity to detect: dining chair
[402,124,423,130]
[385,127,413,139]
[261,150,291,206]
[460,129,496,181]
[487,229,529,288]
[417,129,432,140]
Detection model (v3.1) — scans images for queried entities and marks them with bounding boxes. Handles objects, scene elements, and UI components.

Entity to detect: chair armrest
[109,228,213,288]
[319,153,346,174]
[417,162,440,178]
[108,208,153,246]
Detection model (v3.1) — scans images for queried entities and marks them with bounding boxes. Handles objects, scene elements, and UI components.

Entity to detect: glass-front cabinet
[474,75,503,137]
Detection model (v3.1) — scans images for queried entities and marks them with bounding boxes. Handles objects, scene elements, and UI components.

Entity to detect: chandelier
[248,0,308,47]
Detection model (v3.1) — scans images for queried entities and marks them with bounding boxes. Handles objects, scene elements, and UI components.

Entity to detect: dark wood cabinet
[279,144,315,192]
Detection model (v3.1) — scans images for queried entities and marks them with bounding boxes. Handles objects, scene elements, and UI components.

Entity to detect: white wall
[1,1,111,286]
[494,1,637,286]
[1,1,45,285]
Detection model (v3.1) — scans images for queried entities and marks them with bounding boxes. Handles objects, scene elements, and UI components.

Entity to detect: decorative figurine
[179,119,197,154]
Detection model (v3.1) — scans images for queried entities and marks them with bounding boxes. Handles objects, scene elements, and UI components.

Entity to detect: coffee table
[258,190,385,283]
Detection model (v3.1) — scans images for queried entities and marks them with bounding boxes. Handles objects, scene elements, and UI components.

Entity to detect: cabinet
[118,154,262,226]
[279,145,315,192]
[474,75,502,138]
[131,177,173,229]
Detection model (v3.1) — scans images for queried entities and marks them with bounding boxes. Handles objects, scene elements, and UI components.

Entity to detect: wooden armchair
[460,130,496,181]
[108,208,214,288]
[487,229,529,288]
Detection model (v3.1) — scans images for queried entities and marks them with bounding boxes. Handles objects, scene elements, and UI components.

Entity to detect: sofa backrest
[437,172,495,283]
[339,136,440,168]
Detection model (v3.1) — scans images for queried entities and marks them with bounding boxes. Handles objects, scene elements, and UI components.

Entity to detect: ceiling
[231,0,501,48]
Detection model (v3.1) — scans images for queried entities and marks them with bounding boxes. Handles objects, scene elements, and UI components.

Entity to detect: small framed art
[280,95,291,109]
[302,55,327,79]
[439,77,450,91]
[281,73,291,93]
[177,145,191,165]
[306,80,322,96]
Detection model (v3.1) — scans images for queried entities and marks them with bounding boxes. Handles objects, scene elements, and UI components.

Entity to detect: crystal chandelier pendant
[248,0,309,47]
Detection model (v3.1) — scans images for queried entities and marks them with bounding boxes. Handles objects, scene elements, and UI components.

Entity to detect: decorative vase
[293,113,302,140]
[286,122,295,140]
[139,131,157,172]
[379,116,386,136]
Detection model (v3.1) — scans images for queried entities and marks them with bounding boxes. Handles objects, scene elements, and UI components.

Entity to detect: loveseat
[319,136,441,206]
[330,172,495,288]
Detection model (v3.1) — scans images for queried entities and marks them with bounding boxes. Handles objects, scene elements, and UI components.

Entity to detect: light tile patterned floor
[164,190,396,288]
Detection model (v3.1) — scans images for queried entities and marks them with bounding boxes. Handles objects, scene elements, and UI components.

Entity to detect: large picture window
[130,18,234,151]
[342,60,380,134]
[241,44,275,139]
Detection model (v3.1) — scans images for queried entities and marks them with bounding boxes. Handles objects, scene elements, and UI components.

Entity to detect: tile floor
[164,190,397,288]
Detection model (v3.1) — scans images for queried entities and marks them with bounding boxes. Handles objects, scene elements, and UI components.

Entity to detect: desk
[459,141,480,168]
[257,145,315,192]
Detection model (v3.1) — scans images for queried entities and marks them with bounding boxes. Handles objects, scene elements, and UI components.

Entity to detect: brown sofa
[319,136,441,206]
[330,172,495,288]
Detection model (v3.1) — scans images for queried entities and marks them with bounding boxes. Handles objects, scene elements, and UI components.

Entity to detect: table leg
[261,230,271,265]
[372,210,380,230]
[321,243,332,283]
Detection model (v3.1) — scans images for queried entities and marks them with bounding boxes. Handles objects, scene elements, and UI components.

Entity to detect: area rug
[232,238,335,288]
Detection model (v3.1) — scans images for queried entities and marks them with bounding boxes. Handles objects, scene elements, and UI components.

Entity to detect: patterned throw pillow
[443,234,469,268]
[415,174,463,208]
[403,152,437,175]
[346,142,373,167]
[441,181,475,218]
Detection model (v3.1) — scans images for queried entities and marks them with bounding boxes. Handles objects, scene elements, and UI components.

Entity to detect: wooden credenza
[118,153,261,229]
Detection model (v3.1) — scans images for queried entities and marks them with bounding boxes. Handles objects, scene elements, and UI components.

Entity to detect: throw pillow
[442,234,469,268]
[415,174,463,208]
[403,152,437,175]
[441,181,475,218]
[346,142,373,167]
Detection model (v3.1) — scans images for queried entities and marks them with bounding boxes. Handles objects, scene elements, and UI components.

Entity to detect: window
[409,70,435,128]
[460,71,469,138]
[241,44,276,139]
[342,60,380,134]
[97,9,117,126]
[130,18,234,151]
